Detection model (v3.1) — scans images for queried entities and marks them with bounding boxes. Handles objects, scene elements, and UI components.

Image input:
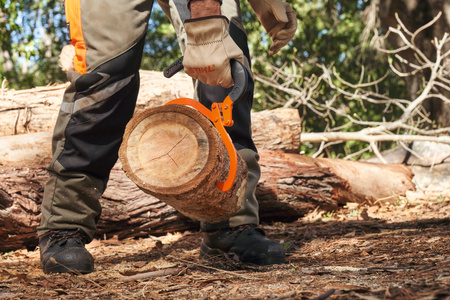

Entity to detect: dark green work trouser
[37,0,259,241]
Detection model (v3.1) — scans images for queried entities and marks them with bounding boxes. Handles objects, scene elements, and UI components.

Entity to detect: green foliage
[0,2,180,88]
[141,5,181,71]
[240,0,408,158]
[2,1,411,160]
[322,211,335,219]
[0,0,67,88]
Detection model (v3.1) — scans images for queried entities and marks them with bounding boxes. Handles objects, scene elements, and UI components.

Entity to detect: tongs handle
[227,59,248,103]
[164,57,249,103]
[164,57,184,79]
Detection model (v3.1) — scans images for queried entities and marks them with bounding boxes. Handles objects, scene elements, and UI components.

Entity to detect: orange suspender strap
[65,0,87,75]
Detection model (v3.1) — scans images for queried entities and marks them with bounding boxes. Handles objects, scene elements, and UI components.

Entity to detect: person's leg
[158,0,285,265]
[38,0,154,274]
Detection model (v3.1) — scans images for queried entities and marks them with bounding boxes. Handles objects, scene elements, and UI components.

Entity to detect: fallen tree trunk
[257,150,416,221]
[0,164,198,252]
[0,131,53,167]
[0,149,415,252]
[0,72,301,152]
[0,84,68,136]
[0,108,301,168]
[0,71,194,137]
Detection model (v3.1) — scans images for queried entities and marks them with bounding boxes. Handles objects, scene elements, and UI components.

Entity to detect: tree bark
[0,131,53,167]
[0,108,301,169]
[0,71,194,136]
[377,0,450,127]
[119,104,248,223]
[256,149,415,221]
[0,164,198,252]
[0,72,301,152]
[0,148,415,252]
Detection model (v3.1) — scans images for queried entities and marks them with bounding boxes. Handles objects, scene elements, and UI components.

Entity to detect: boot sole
[43,263,94,274]
[42,256,94,274]
[199,241,285,265]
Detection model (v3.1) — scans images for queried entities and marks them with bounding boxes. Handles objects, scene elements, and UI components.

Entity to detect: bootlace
[229,224,265,236]
[48,230,88,245]
[233,224,257,231]
[206,224,265,237]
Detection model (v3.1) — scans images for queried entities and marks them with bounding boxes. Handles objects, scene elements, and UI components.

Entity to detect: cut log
[0,71,194,137]
[0,149,415,252]
[119,104,248,223]
[256,149,416,221]
[0,131,53,167]
[0,74,301,152]
[251,108,301,152]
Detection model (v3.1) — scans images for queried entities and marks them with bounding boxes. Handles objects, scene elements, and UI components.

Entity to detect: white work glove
[248,0,298,55]
[183,16,244,88]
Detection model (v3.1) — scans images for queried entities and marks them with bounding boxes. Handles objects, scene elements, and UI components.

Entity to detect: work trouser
[37,0,260,241]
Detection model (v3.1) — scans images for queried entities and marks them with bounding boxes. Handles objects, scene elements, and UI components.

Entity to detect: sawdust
[1,190,449,299]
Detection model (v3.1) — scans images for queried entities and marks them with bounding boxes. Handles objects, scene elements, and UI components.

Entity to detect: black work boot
[200,224,285,265]
[39,229,94,274]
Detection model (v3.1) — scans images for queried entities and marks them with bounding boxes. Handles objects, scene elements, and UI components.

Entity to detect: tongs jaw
[164,59,249,192]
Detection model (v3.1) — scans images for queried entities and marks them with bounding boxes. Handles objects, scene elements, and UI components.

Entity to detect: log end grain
[120,105,220,195]
[119,104,248,223]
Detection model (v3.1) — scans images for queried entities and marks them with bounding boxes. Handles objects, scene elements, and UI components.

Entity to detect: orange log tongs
[163,58,249,192]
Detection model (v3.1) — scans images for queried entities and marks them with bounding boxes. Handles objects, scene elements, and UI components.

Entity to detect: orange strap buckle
[165,96,237,192]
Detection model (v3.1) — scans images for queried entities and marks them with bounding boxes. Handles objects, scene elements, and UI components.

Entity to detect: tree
[0,2,180,89]
[244,0,409,157]
[141,5,181,71]
[0,0,67,88]
[255,13,450,160]
[363,0,450,127]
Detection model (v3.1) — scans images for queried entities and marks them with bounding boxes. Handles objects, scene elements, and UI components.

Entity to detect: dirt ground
[1,189,449,300]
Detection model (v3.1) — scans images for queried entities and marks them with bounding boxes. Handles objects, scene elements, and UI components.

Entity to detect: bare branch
[411,11,442,49]
[394,12,414,37]
[371,141,388,164]
[301,132,450,145]
[253,13,449,161]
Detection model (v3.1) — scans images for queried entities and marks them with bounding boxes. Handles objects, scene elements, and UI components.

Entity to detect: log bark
[251,108,301,152]
[0,131,53,167]
[0,71,194,137]
[0,72,301,152]
[119,104,248,223]
[256,149,415,221]
[0,149,415,252]
[0,164,198,252]
[0,84,67,136]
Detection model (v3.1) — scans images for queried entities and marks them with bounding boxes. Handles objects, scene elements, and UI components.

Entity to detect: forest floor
[1,189,449,300]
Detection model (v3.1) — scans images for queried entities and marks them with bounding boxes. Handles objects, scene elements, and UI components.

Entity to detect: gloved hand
[248,0,297,55]
[183,16,244,88]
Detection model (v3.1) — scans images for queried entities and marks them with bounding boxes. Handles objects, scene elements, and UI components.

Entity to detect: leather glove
[183,16,244,88]
[248,0,298,55]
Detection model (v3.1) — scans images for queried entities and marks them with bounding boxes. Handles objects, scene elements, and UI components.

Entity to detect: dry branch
[255,14,450,160]
[121,267,185,282]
